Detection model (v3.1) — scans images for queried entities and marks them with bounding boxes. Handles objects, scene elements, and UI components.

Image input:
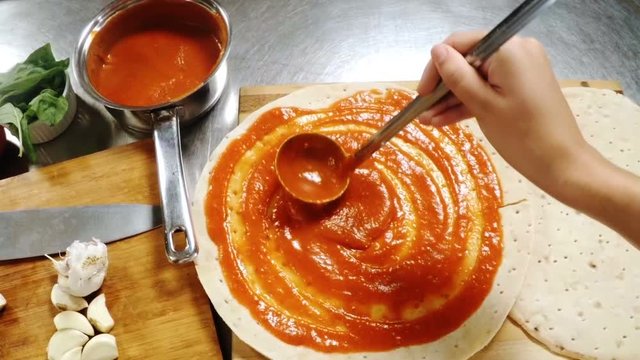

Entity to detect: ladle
[276,0,556,204]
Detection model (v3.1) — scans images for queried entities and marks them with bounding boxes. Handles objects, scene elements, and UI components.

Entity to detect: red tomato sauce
[276,133,348,204]
[205,89,503,352]
[86,1,225,107]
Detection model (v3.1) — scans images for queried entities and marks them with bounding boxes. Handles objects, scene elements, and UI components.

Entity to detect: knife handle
[152,108,198,264]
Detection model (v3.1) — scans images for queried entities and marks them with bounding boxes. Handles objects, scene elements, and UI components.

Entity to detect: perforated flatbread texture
[192,83,534,359]
[510,87,640,360]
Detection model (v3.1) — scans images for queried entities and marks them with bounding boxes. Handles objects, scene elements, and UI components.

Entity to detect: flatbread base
[192,83,534,359]
[510,88,640,360]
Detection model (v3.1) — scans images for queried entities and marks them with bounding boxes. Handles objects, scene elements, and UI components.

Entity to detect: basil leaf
[25,89,68,126]
[20,110,36,162]
[0,43,69,106]
[23,43,58,67]
[0,43,69,162]
[0,103,25,157]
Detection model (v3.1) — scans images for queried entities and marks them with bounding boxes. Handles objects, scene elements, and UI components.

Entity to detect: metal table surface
[0,0,638,192]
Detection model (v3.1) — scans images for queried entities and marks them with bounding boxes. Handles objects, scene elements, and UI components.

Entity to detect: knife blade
[0,204,162,261]
[210,302,233,360]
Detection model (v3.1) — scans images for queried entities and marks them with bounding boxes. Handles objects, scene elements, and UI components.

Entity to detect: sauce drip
[205,89,503,352]
[87,1,226,107]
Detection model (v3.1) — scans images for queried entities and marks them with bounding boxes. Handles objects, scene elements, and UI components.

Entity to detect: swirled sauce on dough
[205,88,503,352]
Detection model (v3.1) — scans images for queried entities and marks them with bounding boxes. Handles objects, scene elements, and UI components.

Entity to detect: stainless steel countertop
[1,0,639,192]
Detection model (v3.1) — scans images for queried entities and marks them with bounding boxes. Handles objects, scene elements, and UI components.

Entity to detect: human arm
[417,31,640,245]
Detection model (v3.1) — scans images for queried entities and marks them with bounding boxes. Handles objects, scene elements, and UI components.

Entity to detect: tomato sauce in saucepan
[206,89,503,351]
[87,1,226,107]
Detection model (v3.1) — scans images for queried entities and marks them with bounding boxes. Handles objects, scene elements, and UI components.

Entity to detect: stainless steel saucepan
[73,0,231,264]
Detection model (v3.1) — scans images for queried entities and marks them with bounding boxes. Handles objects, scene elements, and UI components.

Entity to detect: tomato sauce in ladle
[275,133,350,204]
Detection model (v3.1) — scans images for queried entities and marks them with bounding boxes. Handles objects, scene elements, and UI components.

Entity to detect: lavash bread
[192,83,533,359]
[509,87,640,360]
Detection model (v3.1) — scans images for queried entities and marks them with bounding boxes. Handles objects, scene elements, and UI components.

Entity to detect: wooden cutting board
[0,79,622,360]
[0,141,222,359]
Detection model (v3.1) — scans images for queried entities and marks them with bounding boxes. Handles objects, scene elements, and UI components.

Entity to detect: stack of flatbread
[192,84,640,359]
[509,88,640,360]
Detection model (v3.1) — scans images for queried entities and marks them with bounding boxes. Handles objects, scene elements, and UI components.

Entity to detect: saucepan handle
[151,107,198,264]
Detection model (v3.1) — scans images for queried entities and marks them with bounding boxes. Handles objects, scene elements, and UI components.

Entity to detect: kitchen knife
[210,302,233,360]
[0,204,162,261]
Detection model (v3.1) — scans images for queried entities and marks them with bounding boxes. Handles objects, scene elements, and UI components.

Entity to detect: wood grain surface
[0,79,621,360]
[238,80,622,122]
[0,140,222,359]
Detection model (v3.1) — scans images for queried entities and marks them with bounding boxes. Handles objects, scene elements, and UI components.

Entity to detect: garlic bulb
[46,238,108,297]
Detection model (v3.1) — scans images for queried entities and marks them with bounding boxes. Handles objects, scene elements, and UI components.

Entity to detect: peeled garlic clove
[57,274,70,289]
[54,311,94,336]
[0,293,6,311]
[51,284,88,311]
[81,333,118,360]
[60,347,82,360]
[87,294,114,333]
[47,329,88,360]
[47,239,108,297]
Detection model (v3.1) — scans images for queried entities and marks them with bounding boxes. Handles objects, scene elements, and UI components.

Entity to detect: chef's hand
[417,30,585,190]
[417,30,640,245]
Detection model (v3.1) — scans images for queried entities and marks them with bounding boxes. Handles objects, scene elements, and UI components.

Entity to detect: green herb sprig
[0,44,70,162]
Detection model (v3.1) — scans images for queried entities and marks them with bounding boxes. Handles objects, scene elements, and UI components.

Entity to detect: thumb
[431,44,494,112]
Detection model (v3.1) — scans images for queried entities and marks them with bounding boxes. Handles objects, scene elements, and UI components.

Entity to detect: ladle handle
[352,82,449,166]
[465,0,556,67]
[352,0,556,167]
[152,108,198,264]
